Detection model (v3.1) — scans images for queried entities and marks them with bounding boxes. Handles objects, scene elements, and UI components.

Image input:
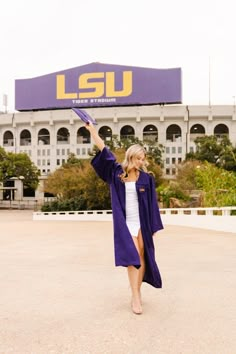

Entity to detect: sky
[1,0,236,112]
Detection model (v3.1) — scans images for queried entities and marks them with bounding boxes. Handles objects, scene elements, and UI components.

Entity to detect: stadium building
[0,63,236,205]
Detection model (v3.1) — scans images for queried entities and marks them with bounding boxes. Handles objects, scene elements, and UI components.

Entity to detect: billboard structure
[15,62,182,111]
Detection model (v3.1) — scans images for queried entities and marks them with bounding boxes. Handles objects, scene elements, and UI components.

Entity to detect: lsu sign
[56,71,133,99]
[15,62,182,111]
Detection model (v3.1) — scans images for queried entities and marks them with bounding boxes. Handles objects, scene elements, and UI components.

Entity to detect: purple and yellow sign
[15,62,182,111]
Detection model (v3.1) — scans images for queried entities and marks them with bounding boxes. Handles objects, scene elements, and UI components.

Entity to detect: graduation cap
[72,108,97,125]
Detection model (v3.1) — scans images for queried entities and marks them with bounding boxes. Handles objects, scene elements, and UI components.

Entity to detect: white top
[125,182,140,236]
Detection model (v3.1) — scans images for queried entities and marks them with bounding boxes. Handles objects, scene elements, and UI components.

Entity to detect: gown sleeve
[150,175,164,233]
[91,147,119,184]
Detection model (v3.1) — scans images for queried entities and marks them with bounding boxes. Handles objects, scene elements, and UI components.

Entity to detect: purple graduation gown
[91,147,164,288]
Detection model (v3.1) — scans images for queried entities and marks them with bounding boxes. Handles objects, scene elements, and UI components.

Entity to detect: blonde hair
[121,144,148,177]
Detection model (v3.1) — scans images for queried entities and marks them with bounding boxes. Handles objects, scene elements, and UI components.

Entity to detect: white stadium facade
[0,63,236,206]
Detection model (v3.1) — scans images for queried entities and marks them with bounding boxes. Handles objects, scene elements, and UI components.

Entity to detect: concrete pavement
[0,210,235,354]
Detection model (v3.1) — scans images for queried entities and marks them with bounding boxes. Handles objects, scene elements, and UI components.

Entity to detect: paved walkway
[0,210,235,354]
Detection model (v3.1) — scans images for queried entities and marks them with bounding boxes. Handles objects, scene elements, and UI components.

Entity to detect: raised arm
[85,123,105,151]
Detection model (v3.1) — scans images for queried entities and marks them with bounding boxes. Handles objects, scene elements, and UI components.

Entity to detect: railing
[33,207,236,220]
[32,207,236,233]
[33,209,113,221]
[160,207,236,216]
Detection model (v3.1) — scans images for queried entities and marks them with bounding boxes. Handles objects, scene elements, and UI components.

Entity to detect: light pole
[19,176,25,207]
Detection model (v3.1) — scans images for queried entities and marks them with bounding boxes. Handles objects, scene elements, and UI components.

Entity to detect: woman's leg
[137,230,145,297]
[127,235,143,314]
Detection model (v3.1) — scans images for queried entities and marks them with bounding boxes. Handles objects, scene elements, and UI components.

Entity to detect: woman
[86,123,163,315]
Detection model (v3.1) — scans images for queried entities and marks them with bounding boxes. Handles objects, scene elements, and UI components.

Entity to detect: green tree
[43,160,111,210]
[186,135,236,171]
[0,148,40,189]
[146,144,164,166]
[217,144,236,171]
[63,153,85,168]
[176,160,203,192]
[44,165,85,200]
[195,162,236,207]
[79,164,111,210]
